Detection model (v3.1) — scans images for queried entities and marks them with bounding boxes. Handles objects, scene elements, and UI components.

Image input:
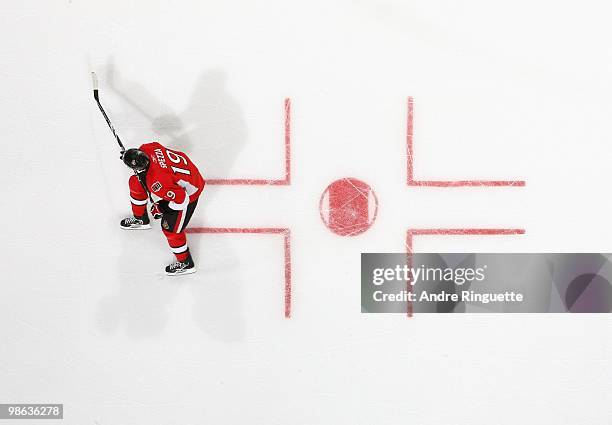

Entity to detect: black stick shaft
[91,72,125,151]
[91,72,156,206]
[93,92,125,151]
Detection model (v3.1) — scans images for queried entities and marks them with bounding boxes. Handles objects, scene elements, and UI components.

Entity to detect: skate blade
[165,268,197,276]
[120,224,152,230]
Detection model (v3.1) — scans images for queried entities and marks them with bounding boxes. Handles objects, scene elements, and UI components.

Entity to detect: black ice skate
[165,253,196,276]
[120,215,151,230]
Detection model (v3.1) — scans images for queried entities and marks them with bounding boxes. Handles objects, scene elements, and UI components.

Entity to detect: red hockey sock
[176,250,190,262]
[164,230,189,261]
[128,175,148,217]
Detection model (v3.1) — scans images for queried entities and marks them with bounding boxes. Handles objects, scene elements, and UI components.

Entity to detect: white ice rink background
[1,0,611,424]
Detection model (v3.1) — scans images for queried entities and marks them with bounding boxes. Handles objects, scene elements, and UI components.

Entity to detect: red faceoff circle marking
[320,178,378,236]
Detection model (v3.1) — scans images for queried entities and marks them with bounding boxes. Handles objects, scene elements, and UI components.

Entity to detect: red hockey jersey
[139,142,205,210]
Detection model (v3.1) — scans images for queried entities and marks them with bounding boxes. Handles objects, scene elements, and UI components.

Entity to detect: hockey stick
[91,72,161,218]
[92,72,125,152]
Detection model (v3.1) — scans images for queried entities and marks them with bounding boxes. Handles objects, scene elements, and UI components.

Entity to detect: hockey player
[120,142,205,276]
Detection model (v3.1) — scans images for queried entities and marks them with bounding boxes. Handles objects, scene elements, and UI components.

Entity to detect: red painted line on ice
[406,97,525,187]
[206,98,291,186]
[405,228,526,253]
[205,179,289,185]
[192,100,293,317]
[404,228,525,316]
[404,97,525,315]
[187,227,292,318]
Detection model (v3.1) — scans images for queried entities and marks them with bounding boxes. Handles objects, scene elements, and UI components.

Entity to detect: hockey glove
[150,203,163,220]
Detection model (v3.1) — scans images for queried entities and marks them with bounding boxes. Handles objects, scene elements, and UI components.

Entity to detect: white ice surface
[1,1,611,424]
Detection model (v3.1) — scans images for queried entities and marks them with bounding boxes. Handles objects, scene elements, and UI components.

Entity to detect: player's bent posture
[120,142,205,276]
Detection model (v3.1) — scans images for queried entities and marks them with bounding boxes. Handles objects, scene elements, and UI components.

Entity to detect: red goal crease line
[206,98,291,186]
[186,227,292,318]
[406,97,526,187]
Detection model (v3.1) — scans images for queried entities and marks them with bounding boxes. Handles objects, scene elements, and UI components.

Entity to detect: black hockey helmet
[122,148,149,172]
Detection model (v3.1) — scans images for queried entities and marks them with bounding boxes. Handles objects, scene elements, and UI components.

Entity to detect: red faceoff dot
[319,178,378,236]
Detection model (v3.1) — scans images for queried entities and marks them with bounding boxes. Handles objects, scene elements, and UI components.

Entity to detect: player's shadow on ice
[96,230,178,339]
[96,224,247,341]
[104,59,247,189]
